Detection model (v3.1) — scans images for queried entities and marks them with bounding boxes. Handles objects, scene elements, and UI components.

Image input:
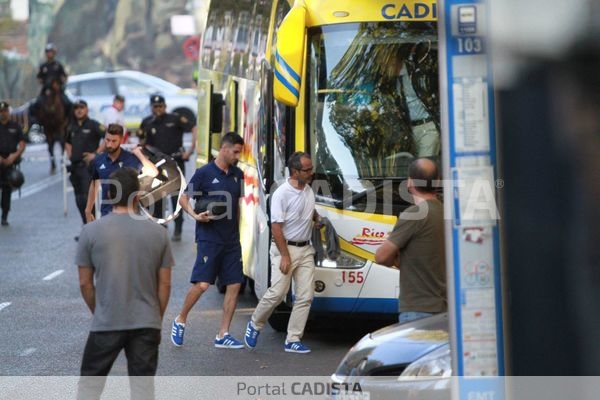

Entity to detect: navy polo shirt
[186,161,244,244]
[91,149,141,216]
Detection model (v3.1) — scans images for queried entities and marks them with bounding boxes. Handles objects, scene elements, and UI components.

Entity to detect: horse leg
[59,131,66,158]
[47,135,56,174]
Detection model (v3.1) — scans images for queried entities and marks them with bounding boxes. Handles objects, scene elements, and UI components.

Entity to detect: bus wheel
[268,305,291,332]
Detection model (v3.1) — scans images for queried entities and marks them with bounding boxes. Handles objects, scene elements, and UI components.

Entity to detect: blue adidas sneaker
[284,341,311,354]
[215,333,244,349]
[171,317,185,347]
[244,321,260,350]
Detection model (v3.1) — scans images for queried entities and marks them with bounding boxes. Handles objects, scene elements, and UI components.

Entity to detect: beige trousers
[251,242,315,342]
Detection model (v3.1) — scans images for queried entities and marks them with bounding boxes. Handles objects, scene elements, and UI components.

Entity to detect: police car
[65,70,197,134]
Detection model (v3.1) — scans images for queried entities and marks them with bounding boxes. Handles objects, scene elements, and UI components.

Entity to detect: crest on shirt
[151,128,156,135]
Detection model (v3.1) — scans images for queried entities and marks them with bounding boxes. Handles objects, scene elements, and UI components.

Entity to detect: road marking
[19,348,37,357]
[42,270,64,281]
[0,302,11,312]
[12,173,63,200]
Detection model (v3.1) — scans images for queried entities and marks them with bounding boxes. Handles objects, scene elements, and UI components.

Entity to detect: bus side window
[210,92,224,133]
[258,60,274,192]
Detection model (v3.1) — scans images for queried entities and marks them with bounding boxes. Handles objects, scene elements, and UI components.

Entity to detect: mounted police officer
[139,95,196,241]
[29,76,73,173]
[37,43,68,93]
[0,101,26,226]
[65,99,106,231]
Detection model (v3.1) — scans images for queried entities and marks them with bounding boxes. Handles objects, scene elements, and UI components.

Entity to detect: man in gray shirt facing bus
[75,167,173,399]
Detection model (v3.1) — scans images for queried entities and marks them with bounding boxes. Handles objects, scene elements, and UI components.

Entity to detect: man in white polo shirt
[244,151,322,354]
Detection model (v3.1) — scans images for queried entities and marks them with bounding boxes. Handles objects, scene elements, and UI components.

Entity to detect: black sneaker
[1,219,8,227]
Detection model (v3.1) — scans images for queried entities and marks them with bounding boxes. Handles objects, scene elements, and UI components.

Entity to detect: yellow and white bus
[194,0,440,329]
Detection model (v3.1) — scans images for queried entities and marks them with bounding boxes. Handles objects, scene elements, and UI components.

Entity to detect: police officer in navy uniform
[139,95,196,241]
[0,101,26,226]
[65,99,106,229]
[37,43,68,92]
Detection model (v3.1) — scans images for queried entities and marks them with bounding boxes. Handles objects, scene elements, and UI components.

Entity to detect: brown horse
[30,80,71,173]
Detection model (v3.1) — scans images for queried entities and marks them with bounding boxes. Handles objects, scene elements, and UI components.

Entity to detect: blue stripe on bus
[311,297,398,314]
[274,69,300,100]
[275,50,301,84]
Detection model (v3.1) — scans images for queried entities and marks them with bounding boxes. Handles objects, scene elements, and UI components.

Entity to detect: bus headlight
[318,251,366,269]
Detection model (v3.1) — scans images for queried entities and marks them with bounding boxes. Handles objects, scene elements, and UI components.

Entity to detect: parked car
[65,70,197,134]
[331,313,451,400]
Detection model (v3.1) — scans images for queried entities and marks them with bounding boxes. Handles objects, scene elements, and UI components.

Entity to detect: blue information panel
[438,0,505,398]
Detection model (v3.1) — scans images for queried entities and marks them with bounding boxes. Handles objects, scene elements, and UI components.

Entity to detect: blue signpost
[438,0,505,398]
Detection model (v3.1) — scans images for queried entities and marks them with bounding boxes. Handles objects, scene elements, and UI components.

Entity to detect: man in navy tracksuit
[170,132,246,349]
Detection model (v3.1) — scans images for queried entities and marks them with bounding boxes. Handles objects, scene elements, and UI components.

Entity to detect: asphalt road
[0,140,385,377]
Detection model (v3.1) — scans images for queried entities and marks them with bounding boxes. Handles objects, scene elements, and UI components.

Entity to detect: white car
[65,70,197,133]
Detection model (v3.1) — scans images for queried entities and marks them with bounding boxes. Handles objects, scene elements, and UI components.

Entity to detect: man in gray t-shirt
[75,167,173,399]
[375,158,446,324]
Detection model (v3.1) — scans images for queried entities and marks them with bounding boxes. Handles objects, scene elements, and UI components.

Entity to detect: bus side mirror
[210,92,224,133]
[273,5,306,107]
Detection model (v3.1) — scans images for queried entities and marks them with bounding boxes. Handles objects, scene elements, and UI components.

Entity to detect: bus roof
[303,0,437,26]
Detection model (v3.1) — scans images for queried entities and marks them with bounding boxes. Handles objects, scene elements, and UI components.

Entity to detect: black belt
[286,240,310,247]
[411,117,434,126]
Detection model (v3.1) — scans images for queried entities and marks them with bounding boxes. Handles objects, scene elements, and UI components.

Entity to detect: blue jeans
[399,311,434,324]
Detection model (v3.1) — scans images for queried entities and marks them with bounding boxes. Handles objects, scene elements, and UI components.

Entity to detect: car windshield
[306,22,440,213]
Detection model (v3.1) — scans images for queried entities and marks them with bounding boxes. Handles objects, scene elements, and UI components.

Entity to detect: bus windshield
[307,22,439,212]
